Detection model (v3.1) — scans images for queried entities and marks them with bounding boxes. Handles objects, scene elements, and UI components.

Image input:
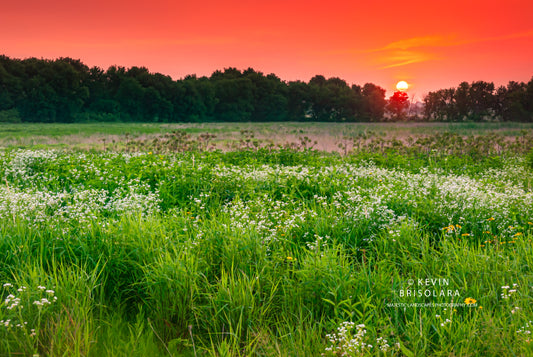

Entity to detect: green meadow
[0,123,532,356]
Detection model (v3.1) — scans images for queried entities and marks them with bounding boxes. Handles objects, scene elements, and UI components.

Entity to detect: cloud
[487,29,533,42]
[373,29,533,53]
[359,35,454,68]
[380,50,436,69]
[371,35,458,52]
[368,29,533,68]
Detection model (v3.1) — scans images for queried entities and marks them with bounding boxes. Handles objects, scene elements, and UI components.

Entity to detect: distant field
[0,121,532,151]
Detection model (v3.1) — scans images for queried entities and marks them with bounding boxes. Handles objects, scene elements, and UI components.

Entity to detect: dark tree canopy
[361,83,387,121]
[0,55,531,123]
[423,78,533,122]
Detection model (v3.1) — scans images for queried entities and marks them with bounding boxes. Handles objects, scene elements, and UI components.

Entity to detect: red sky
[1,0,532,98]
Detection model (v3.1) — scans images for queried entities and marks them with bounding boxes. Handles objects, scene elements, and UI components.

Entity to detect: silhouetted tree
[469,81,496,121]
[116,77,145,120]
[496,79,533,122]
[211,69,254,121]
[423,88,456,121]
[287,81,312,121]
[423,80,526,122]
[387,91,409,120]
[244,69,288,121]
[361,83,386,121]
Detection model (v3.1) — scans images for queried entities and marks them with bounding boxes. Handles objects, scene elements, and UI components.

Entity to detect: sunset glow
[396,81,409,91]
[1,0,532,95]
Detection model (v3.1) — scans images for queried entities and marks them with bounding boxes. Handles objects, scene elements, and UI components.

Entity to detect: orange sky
[1,0,532,98]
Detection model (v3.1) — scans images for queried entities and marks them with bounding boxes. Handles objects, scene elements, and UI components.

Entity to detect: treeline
[0,56,387,123]
[424,80,533,122]
[0,55,532,123]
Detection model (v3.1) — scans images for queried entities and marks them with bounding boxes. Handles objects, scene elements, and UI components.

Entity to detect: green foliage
[424,78,533,122]
[526,147,533,170]
[2,54,532,123]
[0,109,21,123]
[0,56,376,123]
[0,136,532,355]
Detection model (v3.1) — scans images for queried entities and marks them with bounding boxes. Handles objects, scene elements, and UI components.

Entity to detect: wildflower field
[0,123,532,356]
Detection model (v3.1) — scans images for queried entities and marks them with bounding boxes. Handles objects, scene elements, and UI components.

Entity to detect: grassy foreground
[0,124,532,356]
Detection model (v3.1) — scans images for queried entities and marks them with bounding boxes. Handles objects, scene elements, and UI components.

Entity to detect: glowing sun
[396,81,409,91]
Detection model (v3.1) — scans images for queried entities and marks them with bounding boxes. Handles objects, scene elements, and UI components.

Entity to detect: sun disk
[396,81,409,91]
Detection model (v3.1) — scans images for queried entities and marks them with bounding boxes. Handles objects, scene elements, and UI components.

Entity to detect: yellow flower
[464,298,477,305]
[487,217,495,221]
[286,256,296,261]
[442,225,455,233]
[461,233,470,237]
[513,232,523,237]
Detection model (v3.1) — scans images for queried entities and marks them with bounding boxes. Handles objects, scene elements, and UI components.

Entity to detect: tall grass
[0,133,532,356]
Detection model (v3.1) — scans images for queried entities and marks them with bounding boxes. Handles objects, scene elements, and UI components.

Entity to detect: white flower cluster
[3,149,59,180]
[324,321,399,356]
[32,297,54,306]
[1,282,58,337]
[0,151,163,231]
[325,322,370,355]
[440,318,452,327]
[221,195,313,244]
[2,283,57,311]
[0,184,160,230]
[435,311,454,328]
[306,234,329,256]
[376,336,394,353]
[501,284,518,299]
[1,151,531,246]
[4,294,22,310]
[211,162,533,233]
[189,192,210,211]
[517,321,532,335]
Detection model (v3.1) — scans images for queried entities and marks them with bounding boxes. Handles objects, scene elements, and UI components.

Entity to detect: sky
[1,0,532,98]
